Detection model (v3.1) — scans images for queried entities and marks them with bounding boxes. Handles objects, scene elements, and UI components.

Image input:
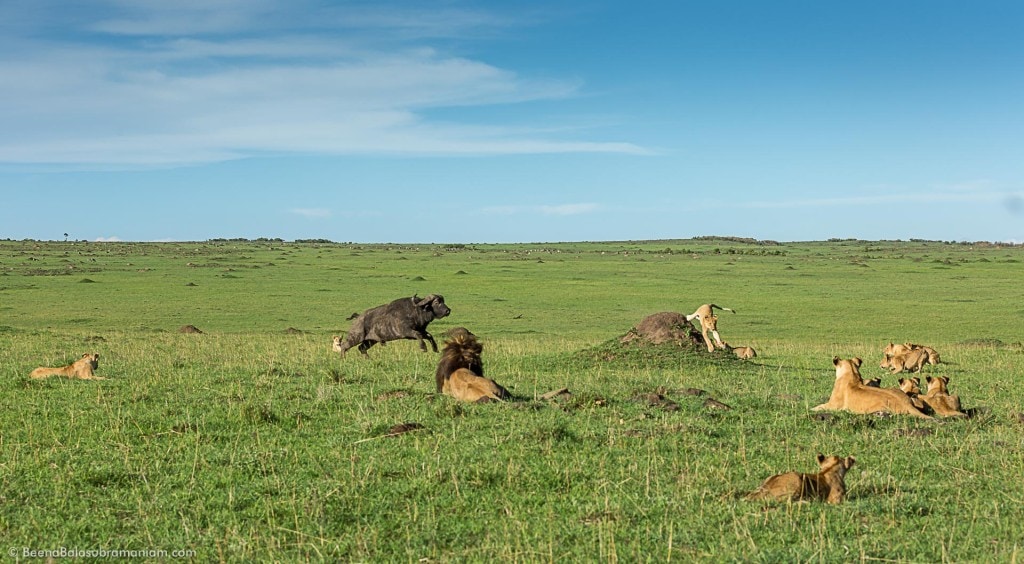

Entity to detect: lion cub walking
[30,353,103,380]
[747,453,856,504]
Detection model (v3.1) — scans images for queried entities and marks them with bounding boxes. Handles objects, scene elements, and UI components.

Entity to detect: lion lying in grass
[879,348,929,374]
[746,453,856,504]
[812,357,931,419]
[30,353,103,380]
[919,376,967,418]
[883,342,940,366]
[436,328,510,403]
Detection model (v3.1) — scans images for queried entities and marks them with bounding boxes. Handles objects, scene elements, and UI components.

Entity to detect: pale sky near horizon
[1,1,1021,243]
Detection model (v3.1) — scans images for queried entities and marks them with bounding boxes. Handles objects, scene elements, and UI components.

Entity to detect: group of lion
[28,301,970,506]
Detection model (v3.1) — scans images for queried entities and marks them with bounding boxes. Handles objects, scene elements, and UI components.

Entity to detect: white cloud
[0,1,646,167]
[94,236,122,242]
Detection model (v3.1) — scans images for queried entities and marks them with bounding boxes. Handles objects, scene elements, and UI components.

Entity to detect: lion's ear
[852,357,862,367]
[926,376,934,383]
[898,378,905,384]
[81,353,91,358]
[833,356,841,366]
[817,453,825,463]
[845,457,855,468]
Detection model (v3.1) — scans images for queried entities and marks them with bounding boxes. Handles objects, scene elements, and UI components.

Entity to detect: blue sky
[1,0,1021,243]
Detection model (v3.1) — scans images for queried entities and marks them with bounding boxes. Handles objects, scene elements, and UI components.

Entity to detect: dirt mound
[179,324,203,334]
[620,312,703,347]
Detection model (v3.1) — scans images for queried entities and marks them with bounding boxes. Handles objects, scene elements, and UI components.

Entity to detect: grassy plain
[0,238,1022,562]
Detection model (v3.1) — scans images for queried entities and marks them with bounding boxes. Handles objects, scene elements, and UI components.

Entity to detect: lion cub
[919,376,967,418]
[30,353,103,380]
[747,453,856,504]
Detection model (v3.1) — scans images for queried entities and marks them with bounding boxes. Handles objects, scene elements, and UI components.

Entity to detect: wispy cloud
[94,236,122,242]
[290,208,331,219]
[0,1,646,167]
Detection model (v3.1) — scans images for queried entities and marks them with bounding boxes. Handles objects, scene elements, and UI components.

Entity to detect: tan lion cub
[919,376,967,418]
[747,453,856,504]
[30,353,103,380]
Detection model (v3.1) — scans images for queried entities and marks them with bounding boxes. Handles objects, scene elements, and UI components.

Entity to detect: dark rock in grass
[387,422,425,436]
[284,327,304,334]
[632,392,680,411]
[682,387,708,397]
[185,282,198,287]
[179,324,203,334]
[78,278,96,283]
[703,398,732,411]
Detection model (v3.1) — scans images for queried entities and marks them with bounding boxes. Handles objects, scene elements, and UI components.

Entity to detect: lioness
[30,353,103,380]
[919,376,966,418]
[812,357,931,419]
[685,304,735,352]
[880,348,929,374]
[746,453,856,504]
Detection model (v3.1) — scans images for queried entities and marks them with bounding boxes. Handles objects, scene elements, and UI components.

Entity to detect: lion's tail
[710,304,736,314]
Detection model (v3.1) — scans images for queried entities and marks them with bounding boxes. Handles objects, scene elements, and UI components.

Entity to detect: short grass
[1,238,1023,561]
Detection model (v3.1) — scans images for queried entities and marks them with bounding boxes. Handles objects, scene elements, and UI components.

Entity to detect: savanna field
[1,238,1022,562]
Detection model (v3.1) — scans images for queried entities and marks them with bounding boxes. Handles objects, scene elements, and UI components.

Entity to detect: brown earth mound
[620,312,703,347]
[179,324,203,334]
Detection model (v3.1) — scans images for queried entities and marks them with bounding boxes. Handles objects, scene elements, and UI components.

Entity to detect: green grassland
[1,238,1022,562]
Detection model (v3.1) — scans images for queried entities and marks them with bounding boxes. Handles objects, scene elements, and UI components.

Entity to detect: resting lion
[884,342,940,365]
[685,304,735,352]
[919,376,966,418]
[898,377,926,410]
[880,348,929,374]
[746,453,856,504]
[724,342,757,360]
[436,328,509,403]
[812,357,931,419]
[30,353,103,380]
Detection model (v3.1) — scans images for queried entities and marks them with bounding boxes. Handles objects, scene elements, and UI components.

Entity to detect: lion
[897,377,926,410]
[724,343,757,360]
[880,348,929,374]
[443,368,510,403]
[685,304,736,352]
[435,328,509,403]
[812,357,931,419]
[884,342,940,365]
[30,353,103,380]
[919,376,966,418]
[746,453,856,504]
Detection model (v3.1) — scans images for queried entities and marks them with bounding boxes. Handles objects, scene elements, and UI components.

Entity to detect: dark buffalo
[337,294,451,357]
